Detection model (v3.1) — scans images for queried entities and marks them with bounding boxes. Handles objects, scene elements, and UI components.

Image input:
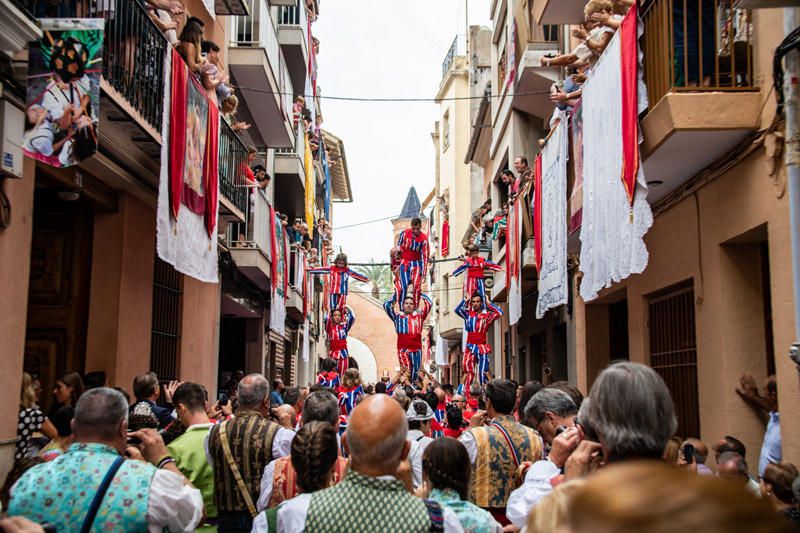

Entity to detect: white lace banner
[536,110,569,318]
[578,31,652,302]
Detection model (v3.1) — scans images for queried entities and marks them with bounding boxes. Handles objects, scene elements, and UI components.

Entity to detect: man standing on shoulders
[207,374,295,532]
[9,388,204,531]
[281,394,464,531]
[392,217,430,306]
[459,379,543,526]
[168,383,217,530]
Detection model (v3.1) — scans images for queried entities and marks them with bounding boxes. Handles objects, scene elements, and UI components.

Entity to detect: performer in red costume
[309,252,369,311]
[391,217,429,306]
[452,244,503,302]
[455,292,504,397]
[324,306,355,376]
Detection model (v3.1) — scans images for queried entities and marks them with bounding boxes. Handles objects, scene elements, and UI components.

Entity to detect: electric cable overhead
[236,87,551,102]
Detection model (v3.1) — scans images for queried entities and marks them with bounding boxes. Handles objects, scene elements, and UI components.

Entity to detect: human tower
[310,217,504,399]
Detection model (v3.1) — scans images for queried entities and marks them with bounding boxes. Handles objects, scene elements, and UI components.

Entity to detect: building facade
[457,0,799,468]
[0,0,346,480]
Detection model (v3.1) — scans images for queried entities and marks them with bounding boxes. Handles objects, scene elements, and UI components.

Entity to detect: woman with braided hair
[417,438,502,532]
[252,421,341,532]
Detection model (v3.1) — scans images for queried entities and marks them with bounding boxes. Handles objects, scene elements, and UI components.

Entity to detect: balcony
[274,142,306,221]
[511,44,561,120]
[532,0,585,25]
[491,188,538,303]
[442,34,466,78]
[230,0,295,149]
[277,0,310,93]
[286,247,306,321]
[230,187,273,291]
[1,0,40,53]
[218,120,249,223]
[640,0,760,204]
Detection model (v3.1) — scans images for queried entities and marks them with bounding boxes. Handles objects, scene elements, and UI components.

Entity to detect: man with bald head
[207,374,295,531]
[281,394,465,531]
[681,437,712,475]
[717,451,761,498]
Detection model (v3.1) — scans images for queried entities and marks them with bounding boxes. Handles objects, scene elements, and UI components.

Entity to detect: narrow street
[0,0,799,531]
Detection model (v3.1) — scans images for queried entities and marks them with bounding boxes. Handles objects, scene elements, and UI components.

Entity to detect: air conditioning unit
[0,98,24,179]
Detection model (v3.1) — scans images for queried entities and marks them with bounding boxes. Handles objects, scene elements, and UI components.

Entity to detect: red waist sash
[397,333,422,351]
[467,265,485,278]
[466,332,488,345]
[329,339,348,351]
[401,249,422,261]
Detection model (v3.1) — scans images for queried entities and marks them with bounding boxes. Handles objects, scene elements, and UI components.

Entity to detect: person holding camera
[206,374,295,531]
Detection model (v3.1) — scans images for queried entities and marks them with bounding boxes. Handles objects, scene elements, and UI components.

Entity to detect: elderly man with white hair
[506,361,677,529]
[8,387,204,532]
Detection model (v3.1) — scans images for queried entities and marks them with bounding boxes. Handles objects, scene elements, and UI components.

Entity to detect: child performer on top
[452,244,503,302]
[391,217,429,306]
[309,252,369,311]
[324,306,355,376]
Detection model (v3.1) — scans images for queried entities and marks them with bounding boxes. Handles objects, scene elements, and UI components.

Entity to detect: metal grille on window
[649,283,700,438]
[150,256,182,381]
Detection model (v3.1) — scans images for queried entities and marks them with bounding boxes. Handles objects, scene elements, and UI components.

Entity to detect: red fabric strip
[168,48,188,220]
[620,2,639,206]
[401,249,422,261]
[329,339,348,351]
[203,100,219,238]
[442,219,450,257]
[466,332,487,345]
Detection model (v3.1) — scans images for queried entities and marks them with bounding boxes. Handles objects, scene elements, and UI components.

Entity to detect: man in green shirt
[168,382,217,529]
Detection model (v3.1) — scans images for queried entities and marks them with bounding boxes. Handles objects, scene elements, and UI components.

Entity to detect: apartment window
[649,282,700,438]
[150,256,183,381]
[442,110,450,151]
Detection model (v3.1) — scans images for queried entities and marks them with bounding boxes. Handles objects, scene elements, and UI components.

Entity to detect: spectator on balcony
[221,95,251,133]
[293,96,305,129]
[175,17,205,74]
[500,169,519,203]
[514,156,533,189]
[589,0,632,30]
[201,40,232,101]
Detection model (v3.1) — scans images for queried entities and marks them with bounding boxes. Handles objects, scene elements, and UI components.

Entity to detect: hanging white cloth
[156,48,219,283]
[578,30,652,302]
[536,109,569,318]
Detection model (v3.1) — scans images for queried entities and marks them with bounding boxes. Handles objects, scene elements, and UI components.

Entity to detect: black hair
[486,379,516,414]
[519,380,544,425]
[172,382,206,413]
[52,405,75,437]
[375,382,387,394]
[411,217,422,227]
[547,381,584,408]
[446,404,462,430]
[422,438,471,500]
[718,435,747,458]
[516,156,529,165]
[283,387,302,407]
[83,371,107,390]
[501,169,515,178]
[442,384,454,396]
[424,391,439,413]
[320,358,337,373]
[252,164,266,174]
[201,40,219,53]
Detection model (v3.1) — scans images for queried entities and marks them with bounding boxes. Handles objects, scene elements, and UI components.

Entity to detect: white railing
[253,189,272,259]
[231,0,295,123]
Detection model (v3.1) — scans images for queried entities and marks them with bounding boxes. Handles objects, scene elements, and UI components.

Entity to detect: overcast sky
[315,0,492,264]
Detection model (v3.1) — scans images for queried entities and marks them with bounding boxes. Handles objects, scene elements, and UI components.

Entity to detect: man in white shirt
[406,399,436,489]
[8,387,203,532]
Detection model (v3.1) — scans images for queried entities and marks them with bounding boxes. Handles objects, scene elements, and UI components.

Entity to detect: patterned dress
[16,407,45,461]
[429,488,501,533]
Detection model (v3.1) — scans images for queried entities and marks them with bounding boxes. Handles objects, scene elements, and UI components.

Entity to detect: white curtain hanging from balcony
[536,109,569,318]
[578,13,652,302]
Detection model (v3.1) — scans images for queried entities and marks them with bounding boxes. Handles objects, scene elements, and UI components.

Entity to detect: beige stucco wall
[577,145,798,467]
[0,159,36,481]
[346,291,398,379]
[85,193,156,394]
[181,276,221,397]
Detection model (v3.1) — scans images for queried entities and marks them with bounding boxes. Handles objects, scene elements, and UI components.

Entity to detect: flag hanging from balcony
[304,132,316,236]
[506,19,517,90]
[157,48,220,283]
[578,3,652,302]
[506,191,523,326]
[441,217,450,257]
[23,19,103,169]
[535,110,569,319]
[270,221,289,336]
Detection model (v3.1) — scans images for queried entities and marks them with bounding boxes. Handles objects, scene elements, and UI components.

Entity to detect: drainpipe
[785,8,800,369]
